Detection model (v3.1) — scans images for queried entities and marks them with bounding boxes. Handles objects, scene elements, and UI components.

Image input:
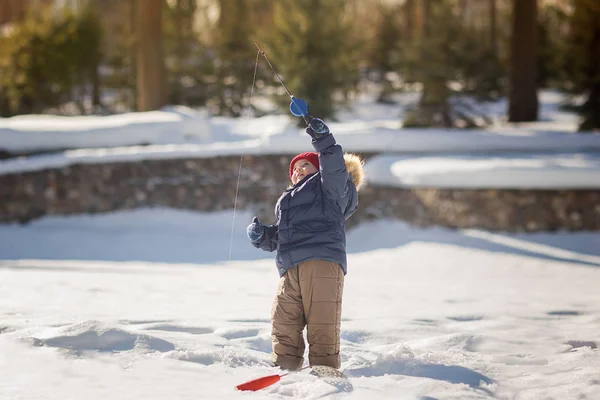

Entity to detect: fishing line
[229,49,261,261]
[253,42,312,126]
[253,43,293,98]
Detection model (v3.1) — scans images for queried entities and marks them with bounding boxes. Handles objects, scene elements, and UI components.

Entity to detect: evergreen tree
[0,4,103,116]
[367,1,403,103]
[537,3,564,88]
[163,0,213,106]
[264,0,360,120]
[213,0,257,117]
[415,0,451,127]
[95,0,137,112]
[404,0,417,43]
[401,0,498,128]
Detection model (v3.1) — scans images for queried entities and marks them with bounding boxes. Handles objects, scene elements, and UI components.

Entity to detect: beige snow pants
[271,259,344,371]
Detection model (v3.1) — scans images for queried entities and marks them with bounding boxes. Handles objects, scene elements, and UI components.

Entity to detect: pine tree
[264,0,359,120]
[416,0,451,127]
[211,0,256,116]
[368,1,403,103]
[401,0,497,128]
[0,3,103,116]
[163,0,213,106]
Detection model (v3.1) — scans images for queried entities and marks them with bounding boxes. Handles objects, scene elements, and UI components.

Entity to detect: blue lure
[289,96,309,117]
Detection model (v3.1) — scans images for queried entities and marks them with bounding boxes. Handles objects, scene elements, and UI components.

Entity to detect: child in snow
[246,117,364,371]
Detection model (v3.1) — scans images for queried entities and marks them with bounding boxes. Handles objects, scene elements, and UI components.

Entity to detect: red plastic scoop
[236,366,311,391]
[236,374,282,391]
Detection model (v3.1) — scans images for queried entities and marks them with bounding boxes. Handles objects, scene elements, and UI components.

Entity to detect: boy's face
[291,159,318,185]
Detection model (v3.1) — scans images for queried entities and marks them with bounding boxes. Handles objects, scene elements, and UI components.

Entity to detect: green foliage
[555,0,600,131]
[209,0,259,117]
[560,0,595,91]
[400,1,503,127]
[366,1,404,103]
[405,4,503,96]
[0,0,595,130]
[163,0,214,107]
[263,0,361,120]
[537,4,570,88]
[0,5,103,116]
[100,3,136,112]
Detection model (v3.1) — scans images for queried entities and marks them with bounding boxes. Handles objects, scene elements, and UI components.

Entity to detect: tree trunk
[0,0,27,24]
[422,0,432,37]
[90,63,101,109]
[580,4,600,131]
[508,0,538,122]
[136,0,167,111]
[414,0,424,40]
[459,0,468,21]
[489,0,497,56]
[404,0,415,42]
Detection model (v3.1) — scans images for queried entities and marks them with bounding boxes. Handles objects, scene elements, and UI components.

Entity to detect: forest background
[0,0,599,132]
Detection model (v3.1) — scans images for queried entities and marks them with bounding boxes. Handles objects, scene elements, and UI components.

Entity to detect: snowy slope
[1,91,599,399]
[1,209,599,400]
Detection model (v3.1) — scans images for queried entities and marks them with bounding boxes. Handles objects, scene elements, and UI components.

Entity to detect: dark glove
[305,118,330,140]
[247,217,265,243]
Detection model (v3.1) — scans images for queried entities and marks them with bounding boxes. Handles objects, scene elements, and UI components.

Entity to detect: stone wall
[1,155,599,231]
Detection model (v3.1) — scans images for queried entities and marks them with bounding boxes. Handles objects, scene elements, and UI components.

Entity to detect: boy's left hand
[247,217,265,243]
[306,118,330,140]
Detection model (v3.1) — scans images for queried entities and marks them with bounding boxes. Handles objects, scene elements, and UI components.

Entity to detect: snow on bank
[0,108,295,154]
[3,122,600,160]
[2,143,599,189]
[365,152,600,189]
[266,126,600,154]
[0,140,266,175]
[2,130,600,190]
[0,110,210,152]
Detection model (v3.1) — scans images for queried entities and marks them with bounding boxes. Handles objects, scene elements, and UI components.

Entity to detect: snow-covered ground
[1,209,599,399]
[2,90,600,189]
[1,91,599,399]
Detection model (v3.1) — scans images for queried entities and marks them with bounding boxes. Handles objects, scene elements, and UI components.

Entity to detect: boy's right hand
[247,217,265,243]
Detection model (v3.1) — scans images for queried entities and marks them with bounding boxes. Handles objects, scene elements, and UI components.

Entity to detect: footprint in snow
[220,328,261,340]
[144,324,213,335]
[547,310,581,317]
[413,319,438,325]
[447,315,484,322]
[565,340,597,350]
[118,319,173,325]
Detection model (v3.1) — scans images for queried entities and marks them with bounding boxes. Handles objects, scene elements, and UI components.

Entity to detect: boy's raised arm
[307,118,350,197]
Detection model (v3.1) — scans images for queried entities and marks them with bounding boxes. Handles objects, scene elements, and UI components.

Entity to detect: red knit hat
[289,152,319,179]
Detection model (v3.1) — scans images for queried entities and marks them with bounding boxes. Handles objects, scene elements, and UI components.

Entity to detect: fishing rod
[253,42,312,126]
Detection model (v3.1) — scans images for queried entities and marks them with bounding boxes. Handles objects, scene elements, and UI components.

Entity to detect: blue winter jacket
[251,133,358,276]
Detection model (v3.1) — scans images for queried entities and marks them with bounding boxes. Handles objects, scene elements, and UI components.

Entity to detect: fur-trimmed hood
[344,153,364,192]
